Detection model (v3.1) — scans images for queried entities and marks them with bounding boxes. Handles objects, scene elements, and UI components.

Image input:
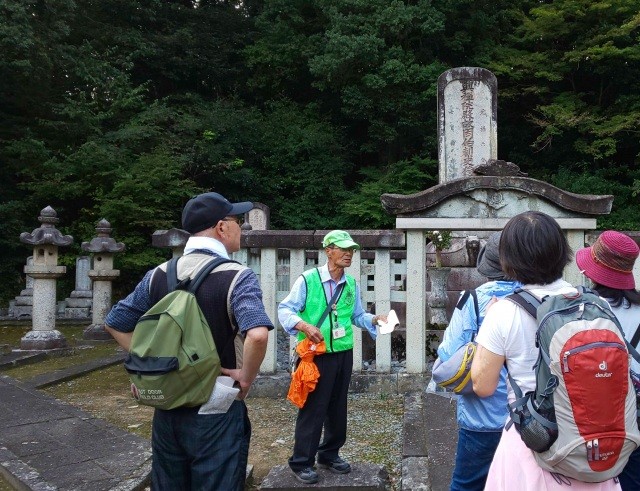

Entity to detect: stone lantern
[151,228,190,258]
[19,206,73,349]
[81,219,125,340]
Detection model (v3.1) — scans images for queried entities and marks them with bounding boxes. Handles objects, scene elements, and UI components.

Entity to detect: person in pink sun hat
[576,230,640,491]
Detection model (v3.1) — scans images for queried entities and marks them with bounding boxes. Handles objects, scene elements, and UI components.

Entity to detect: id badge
[332,325,346,339]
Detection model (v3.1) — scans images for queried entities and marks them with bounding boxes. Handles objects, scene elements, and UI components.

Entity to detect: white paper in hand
[198,376,240,415]
[376,309,399,335]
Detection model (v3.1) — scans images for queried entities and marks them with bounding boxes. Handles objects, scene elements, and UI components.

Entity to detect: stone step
[260,463,388,490]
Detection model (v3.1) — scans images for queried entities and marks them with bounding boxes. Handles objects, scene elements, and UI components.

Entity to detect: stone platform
[261,463,388,490]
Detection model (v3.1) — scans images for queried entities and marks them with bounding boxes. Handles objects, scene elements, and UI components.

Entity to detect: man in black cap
[106,192,273,491]
[435,232,520,491]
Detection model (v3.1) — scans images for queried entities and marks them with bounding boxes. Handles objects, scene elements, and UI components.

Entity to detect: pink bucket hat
[576,231,639,290]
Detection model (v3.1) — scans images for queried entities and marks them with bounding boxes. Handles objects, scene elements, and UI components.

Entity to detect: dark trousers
[151,400,250,491]
[289,349,353,472]
[619,446,640,491]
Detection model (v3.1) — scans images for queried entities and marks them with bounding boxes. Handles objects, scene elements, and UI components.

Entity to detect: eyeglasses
[222,216,244,225]
[328,245,356,254]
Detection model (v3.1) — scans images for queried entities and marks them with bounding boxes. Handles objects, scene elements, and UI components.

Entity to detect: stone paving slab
[0,351,47,370]
[24,353,126,389]
[260,463,388,490]
[0,375,151,491]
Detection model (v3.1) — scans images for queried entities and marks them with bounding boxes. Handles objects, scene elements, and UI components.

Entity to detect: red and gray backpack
[506,287,640,482]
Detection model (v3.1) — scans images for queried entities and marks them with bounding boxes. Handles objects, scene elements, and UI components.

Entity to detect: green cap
[322,230,360,250]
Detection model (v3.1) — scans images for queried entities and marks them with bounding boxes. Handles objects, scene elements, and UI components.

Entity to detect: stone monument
[9,256,34,318]
[81,219,125,340]
[246,202,270,230]
[437,67,498,182]
[63,256,93,318]
[380,67,613,373]
[19,206,73,349]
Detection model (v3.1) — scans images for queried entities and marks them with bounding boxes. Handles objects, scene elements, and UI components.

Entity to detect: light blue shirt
[278,264,377,340]
[437,280,520,431]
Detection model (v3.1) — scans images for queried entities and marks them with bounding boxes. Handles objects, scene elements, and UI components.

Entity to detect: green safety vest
[298,268,356,353]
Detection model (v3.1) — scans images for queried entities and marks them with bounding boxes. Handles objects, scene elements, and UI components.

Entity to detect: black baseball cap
[181,192,253,234]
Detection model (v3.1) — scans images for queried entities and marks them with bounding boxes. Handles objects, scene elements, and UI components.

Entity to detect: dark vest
[149,253,243,369]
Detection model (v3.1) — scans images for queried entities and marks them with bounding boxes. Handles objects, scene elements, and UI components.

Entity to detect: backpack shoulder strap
[166,257,180,292]
[455,289,479,319]
[470,289,479,322]
[631,322,640,349]
[506,289,541,319]
[188,257,238,294]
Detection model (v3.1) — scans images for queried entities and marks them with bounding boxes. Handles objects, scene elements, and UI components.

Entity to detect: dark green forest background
[1,0,639,303]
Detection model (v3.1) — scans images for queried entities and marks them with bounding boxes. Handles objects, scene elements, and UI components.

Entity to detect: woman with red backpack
[576,230,640,491]
[470,212,623,490]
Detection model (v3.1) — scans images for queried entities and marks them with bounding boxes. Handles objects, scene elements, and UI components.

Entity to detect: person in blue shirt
[106,192,273,491]
[436,232,520,491]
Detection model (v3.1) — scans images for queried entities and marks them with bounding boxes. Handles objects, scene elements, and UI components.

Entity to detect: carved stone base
[83,323,112,341]
[20,329,67,350]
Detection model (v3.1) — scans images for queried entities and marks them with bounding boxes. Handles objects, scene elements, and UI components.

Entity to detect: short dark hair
[499,211,572,285]
[592,284,640,307]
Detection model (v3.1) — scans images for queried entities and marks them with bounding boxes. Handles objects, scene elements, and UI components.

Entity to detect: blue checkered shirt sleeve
[105,269,155,332]
[231,268,274,333]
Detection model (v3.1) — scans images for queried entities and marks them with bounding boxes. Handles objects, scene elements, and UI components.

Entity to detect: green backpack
[124,256,233,410]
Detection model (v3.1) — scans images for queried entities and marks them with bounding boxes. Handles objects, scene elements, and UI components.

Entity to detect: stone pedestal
[19,206,73,349]
[427,267,451,327]
[81,219,125,340]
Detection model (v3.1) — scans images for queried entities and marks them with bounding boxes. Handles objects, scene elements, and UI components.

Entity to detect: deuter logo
[596,360,612,378]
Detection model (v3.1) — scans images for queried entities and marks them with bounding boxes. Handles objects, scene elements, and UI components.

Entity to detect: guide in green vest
[278,230,388,484]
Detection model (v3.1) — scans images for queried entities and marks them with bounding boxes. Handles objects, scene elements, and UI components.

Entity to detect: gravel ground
[246,393,404,490]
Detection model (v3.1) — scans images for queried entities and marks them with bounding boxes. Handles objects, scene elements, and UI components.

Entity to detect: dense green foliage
[1,0,638,301]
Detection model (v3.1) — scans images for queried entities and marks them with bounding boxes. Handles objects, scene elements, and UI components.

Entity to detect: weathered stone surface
[437,67,498,183]
[243,230,316,249]
[422,393,458,491]
[151,227,190,248]
[81,219,125,253]
[241,230,406,250]
[401,457,430,491]
[403,393,429,457]
[474,158,526,177]
[0,372,151,491]
[19,206,73,247]
[247,202,270,230]
[260,463,388,490]
[381,176,613,216]
[20,329,67,350]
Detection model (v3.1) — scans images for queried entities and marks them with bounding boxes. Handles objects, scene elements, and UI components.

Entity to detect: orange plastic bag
[287,339,327,408]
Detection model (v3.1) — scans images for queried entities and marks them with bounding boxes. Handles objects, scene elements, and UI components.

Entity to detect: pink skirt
[484,425,622,491]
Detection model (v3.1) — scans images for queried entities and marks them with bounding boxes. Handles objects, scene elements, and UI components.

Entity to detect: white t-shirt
[475,279,576,402]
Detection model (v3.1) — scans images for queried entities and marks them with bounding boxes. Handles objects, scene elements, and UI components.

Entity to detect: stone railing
[234,230,477,376]
[233,229,640,376]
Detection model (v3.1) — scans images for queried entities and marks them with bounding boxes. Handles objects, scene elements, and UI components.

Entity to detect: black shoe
[318,457,351,474]
[292,467,319,484]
